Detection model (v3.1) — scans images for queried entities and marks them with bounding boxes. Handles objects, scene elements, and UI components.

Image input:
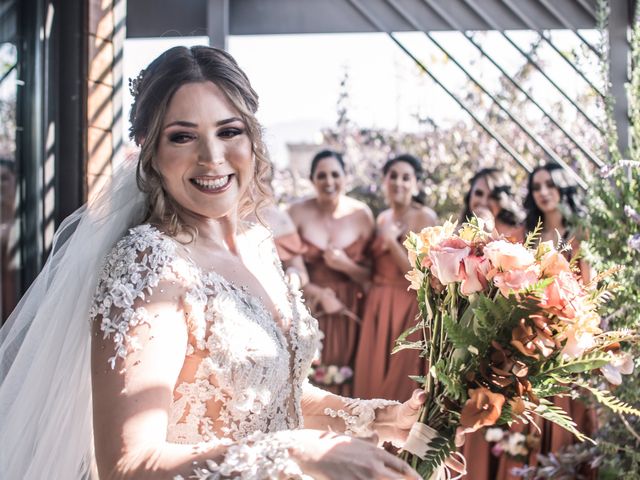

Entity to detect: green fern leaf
[443,312,480,350]
[415,435,456,478]
[574,379,640,416]
[532,399,594,444]
[537,351,612,377]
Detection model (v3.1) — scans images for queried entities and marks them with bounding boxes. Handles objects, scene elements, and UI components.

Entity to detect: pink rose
[493,267,540,297]
[428,237,471,284]
[540,271,582,319]
[461,255,490,296]
[484,240,535,271]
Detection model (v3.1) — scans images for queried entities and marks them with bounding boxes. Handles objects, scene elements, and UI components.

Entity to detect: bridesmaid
[460,167,525,241]
[353,154,437,401]
[516,162,596,478]
[483,163,595,480]
[459,168,525,480]
[288,150,374,396]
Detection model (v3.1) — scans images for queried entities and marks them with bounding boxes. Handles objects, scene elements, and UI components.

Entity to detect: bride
[0,46,427,479]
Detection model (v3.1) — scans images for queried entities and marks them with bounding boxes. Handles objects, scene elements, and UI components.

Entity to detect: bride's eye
[169,132,195,144]
[219,128,244,139]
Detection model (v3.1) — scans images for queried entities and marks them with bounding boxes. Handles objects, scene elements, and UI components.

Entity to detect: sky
[123,29,602,166]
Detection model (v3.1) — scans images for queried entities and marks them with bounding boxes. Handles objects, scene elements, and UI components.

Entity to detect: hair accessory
[128,69,145,97]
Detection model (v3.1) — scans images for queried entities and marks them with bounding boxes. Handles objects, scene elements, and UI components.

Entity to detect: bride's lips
[189,174,233,194]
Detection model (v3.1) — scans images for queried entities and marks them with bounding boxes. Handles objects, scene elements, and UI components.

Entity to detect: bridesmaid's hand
[379,221,404,251]
[319,288,346,315]
[323,247,352,273]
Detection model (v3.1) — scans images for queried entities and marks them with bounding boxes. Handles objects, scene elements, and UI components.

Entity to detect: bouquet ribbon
[404,423,466,480]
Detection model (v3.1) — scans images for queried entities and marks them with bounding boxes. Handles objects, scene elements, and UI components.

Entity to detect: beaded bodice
[90,224,320,445]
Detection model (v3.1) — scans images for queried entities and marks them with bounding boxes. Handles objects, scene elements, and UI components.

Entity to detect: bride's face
[154,81,253,221]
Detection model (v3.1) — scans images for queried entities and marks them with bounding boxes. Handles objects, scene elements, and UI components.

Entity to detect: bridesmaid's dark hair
[460,168,524,226]
[309,150,346,179]
[524,162,584,234]
[382,154,426,205]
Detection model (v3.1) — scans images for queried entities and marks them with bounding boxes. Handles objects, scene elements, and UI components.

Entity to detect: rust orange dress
[353,235,424,402]
[301,236,368,396]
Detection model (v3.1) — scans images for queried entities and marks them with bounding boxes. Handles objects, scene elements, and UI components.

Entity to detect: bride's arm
[301,381,426,446]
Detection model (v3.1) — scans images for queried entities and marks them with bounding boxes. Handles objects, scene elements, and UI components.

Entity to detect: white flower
[602,351,635,385]
[485,427,505,442]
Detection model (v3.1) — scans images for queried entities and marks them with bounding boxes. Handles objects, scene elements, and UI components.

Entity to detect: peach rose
[493,267,540,297]
[460,387,506,431]
[540,247,572,277]
[417,220,458,256]
[460,255,490,296]
[428,237,470,284]
[484,240,535,271]
[540,271,583,319]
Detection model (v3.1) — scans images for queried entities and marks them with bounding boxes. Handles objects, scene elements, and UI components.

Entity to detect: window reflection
[0,41,18,323]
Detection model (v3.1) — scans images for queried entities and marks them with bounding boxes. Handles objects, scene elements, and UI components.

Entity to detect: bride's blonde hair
[129,46,272,236]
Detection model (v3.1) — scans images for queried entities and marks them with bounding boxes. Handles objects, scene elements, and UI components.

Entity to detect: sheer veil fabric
[0,160,145,479]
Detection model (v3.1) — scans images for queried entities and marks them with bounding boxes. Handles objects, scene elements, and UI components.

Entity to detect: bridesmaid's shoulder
[408,204,438,229]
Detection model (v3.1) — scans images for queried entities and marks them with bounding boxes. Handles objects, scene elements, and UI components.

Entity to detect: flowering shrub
[397,218,639,478]
[308,362,354,386]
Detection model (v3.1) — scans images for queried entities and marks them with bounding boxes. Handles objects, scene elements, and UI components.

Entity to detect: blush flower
[493,267,540,297]
[540,271,583,319]
[405,268,425,291]
[460,255,490,296]
[428,237,471,284]
[460,387,506,431]
[484,240,536,271]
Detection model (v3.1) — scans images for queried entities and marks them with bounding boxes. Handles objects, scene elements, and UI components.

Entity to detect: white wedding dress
[92,223,320,445]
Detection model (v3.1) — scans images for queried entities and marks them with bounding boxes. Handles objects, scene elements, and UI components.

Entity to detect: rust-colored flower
[511,319,539,359]
[460,387,506,431]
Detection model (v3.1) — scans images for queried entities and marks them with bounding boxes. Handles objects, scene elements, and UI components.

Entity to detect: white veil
[0,159,146,479]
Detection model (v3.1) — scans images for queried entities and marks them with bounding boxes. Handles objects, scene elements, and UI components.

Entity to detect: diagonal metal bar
[575,0,598,20]
[0,62,17,85]
[500,0,605,99]
[536,0,602,57]
[462,0,604,134]
[346,0,533,173]
[422,0,603,168]
[385,0,587,188]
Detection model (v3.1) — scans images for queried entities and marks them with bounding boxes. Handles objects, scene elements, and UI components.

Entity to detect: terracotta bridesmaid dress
[301,236,368,396]
[353,235,424,402]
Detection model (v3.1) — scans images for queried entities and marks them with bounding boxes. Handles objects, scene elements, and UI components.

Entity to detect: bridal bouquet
[397,218,639,479]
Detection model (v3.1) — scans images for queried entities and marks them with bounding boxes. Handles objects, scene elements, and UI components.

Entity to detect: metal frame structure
[126,0,634,170]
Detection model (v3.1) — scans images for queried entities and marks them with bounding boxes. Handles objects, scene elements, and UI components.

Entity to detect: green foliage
[583,1,640,476]
[442,312,480,351]
[471,293,514,347]
[433,358,466,401]
[535,351,612,378]
[415,435,456,478]
[532,399,593,444]
[574,379,640,416]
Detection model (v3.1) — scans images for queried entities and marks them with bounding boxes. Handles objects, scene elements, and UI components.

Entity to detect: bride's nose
[197,136,225,166]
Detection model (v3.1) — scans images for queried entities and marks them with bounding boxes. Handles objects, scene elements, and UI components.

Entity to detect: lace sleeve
[89,224,180,369]
[301,381,399,438]
[175,431,312,480]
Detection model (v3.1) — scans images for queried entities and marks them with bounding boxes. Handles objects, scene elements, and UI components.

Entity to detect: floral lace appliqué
[90,224,177,369]
[324,398,400,437]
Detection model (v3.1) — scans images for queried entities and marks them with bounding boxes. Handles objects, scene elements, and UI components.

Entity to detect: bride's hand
[374,389,426,446]
[293,429,420,480]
